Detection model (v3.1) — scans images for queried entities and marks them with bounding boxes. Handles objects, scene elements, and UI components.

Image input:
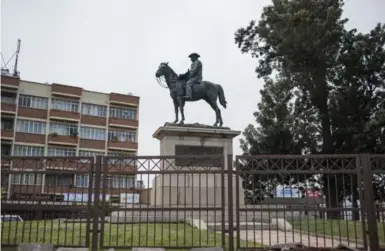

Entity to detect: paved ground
[236,230,364,248]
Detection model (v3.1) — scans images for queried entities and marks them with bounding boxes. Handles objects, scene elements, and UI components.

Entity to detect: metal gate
[1,154,385,251]
[1,156,95,248]
[234,154,384,251]
[94,154,229,250]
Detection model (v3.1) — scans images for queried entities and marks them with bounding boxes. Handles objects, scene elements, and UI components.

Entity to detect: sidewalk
[236,230,364,248]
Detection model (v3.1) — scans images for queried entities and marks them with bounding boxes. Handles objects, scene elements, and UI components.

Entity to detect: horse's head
[155,62,171,78]
[155,62,179,89]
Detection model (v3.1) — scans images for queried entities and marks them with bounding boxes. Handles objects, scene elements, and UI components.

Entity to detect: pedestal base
[150,173,244,206]
[150,123,245,208]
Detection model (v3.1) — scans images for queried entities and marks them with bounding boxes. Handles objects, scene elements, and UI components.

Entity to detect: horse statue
[155,62,227,127]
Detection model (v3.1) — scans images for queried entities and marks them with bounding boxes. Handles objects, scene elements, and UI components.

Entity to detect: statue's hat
[188,53,200,58]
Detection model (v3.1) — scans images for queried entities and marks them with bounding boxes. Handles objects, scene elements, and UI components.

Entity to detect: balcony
[44,157,81,171]
[108,117,138,128]
[17,94,49,119]
[1,75,20,89]
[1,144,12,167]
[43,174,85,194]
[48,133,79,146]
[108,140,138,151]
[1,118,14,140]
[6,158,45,170]
[44,174,74,187]
[15,133,46,145]
[109,93,139,107]
[79,139,106,150]
[18,107,48,119]
[48,123,79,146]
[107,130,137,151]
[50,109,80,121]
[50,98,80,121]
[1,129,14,140]
[51,83,82,98]
[10,185,43,195]
[108,106,138,129]
[81,115,107,127]
[1,93,17,114]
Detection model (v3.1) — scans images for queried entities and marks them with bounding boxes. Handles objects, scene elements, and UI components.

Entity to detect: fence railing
[1,154,384,251]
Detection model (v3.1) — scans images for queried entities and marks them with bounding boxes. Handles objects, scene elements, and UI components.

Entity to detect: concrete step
[108,216,254,224]
[206,222,278,231]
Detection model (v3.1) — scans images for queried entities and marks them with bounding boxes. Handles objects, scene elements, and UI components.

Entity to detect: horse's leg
[217,101,223,127]
[205,98,220,127]
[177,96,185,124]
[172,99,179,123]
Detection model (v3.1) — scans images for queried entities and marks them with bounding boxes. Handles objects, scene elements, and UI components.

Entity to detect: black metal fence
[1,154,384,251]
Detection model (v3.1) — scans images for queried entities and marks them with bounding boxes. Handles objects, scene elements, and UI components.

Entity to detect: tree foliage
[235,0,385,217]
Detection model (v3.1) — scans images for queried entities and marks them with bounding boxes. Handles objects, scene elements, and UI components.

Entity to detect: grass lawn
[292,219,385,242]
[1,220,260,250]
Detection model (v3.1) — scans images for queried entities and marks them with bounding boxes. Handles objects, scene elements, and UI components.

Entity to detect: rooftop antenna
[13,39,21,77]
[1,38,21,77]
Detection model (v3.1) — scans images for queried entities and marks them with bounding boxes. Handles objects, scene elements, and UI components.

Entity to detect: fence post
[360,153,379,251]
[227,154,234,251]
[91,155,102,251]
[234,156,241,250]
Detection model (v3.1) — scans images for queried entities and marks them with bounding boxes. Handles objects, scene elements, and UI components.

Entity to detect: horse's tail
[217,84,227,108]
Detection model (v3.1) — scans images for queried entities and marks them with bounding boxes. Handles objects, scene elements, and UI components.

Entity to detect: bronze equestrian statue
[155,53,227,127]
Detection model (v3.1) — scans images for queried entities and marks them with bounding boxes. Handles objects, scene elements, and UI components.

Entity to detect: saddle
[177,73,189,81]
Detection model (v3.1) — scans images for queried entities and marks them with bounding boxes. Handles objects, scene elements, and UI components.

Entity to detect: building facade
[1,74,140,201]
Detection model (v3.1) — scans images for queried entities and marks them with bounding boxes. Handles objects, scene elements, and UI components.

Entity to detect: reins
[156,76,168,89]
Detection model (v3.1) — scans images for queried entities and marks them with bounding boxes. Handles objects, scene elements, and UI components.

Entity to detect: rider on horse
[182,53,203,100]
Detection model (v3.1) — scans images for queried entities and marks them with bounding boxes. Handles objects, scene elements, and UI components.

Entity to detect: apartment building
[1,73,140,200]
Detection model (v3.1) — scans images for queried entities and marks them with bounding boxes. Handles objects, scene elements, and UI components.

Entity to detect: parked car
[0,214,23,222]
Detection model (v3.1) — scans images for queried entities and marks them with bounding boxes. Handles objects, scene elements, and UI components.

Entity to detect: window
[80,126,106,141]
[107,151,135,165]
[1,119,14,130]
[18,95,48,109]
[75,174,96,188]
[45,174,72,186]
[1,92,16,104]
[1,144,12,156]
[81,103,107,117]
[78,150,104,163]
[76,175,89,187]
[51,98,79,112]
[49,123,78,136]
[107,175,135,189]
[78,150,104,157]
[13,145,44,156]
[109,107,137,120]
[47,147,76,157]
[108,130,136,142]
[1,96,16,104]
[16,119,46,134]
[77,173,135,189]
[11,173,42,185]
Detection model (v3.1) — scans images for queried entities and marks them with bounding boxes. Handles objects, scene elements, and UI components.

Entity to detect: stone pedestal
[150,123,245,207]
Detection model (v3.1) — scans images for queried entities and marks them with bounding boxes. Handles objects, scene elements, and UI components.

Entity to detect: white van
[0,214,23,222]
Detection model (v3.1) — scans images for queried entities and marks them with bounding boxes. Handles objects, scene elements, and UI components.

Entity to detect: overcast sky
[2,0,384,157]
